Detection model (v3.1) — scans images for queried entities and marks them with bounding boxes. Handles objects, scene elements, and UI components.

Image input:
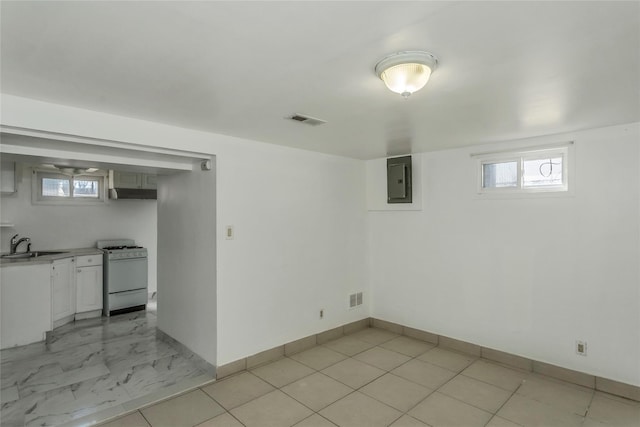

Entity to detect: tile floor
[0,304,214,427]
[98,328,640,427]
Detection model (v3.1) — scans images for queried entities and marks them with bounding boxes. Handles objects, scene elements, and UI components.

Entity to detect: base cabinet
[1,264,52,349]
[52,257,75,322]
[1,252,105,349]
[76,258,103,313]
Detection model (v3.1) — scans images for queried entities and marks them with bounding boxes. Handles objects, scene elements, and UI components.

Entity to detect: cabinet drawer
[76,254,103,267]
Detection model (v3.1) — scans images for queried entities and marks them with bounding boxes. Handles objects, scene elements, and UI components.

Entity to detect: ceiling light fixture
[375,51,438,99]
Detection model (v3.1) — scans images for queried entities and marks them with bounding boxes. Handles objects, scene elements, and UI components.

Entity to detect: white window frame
[476,145,572,197]
[32,169,107,205]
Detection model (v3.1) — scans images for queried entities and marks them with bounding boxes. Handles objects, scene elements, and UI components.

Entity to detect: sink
[1,252,32,259]
[30,251,68,257]
[1,251,68,259]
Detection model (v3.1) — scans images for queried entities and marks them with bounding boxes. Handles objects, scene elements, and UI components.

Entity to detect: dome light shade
[375,51,438,98]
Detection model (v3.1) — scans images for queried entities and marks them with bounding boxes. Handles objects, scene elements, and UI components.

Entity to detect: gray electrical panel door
[387,155,412,203]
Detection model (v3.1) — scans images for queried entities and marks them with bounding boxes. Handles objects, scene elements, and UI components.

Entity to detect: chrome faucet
[9,234,31,254]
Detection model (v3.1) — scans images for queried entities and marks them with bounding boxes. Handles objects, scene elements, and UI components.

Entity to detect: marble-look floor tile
[1,342,47,365]
[2,363,64,390]
[20,363,110,397]
[101,339,179,374]
[4,344,102,381]
[22,386,76,427]
[118,365,165,399]
[117,359,205,401]
[71,373,129,402]
[1,385,20,404]
[46,332,86,353]
[2,397,27,427]
[1,309,209,427]
[27,385,130,426]
[59,345,108,372]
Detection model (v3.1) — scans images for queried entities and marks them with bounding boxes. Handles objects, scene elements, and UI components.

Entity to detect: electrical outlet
[225,225,234,240]
[320,309,324,319]
[576,340,587,356]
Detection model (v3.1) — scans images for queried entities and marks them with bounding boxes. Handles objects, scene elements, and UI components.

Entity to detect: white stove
[102,246,147,260]
[97,239,148,316]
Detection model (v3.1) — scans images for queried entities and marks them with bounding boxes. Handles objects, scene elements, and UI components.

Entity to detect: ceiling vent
[288,114,327,126]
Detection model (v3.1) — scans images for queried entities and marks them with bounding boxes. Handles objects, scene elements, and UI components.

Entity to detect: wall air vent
[349,292,363,309]
[288,114,327,126]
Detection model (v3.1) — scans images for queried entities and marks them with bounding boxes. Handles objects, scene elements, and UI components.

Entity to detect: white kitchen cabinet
[52,257,75,323]
[0,160,16,194]
[76,255,103,313]
[113,171,157,189]
[113,171,141,189]
[141,173,157,189]
[1,263,52,349]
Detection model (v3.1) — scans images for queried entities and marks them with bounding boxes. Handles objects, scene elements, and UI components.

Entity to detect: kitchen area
[0,149,216,426]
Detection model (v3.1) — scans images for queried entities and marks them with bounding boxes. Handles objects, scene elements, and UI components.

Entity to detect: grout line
[225,408,247,427]
[487,381,525,426]
[138,409,153,427]
[582,387,596,419]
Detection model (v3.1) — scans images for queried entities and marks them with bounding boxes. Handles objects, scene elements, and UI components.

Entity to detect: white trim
[475,145,573,197]
[31,169,108,206]
[1,125,211,160]
[470,141,574,158]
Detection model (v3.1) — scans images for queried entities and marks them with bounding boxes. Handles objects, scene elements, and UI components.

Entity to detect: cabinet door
[0,161,16,193]
[52,258,75,321]
[141,174,157,189]
[76,265,103,312]
[113,171,141,189]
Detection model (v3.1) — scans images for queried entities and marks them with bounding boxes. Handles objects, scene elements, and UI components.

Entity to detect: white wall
[368,123,640,386]
[157,161,216,364]
[0,166,158,292]
[1,95,369,366]
[9,95,636,387]
[215,140,367,364]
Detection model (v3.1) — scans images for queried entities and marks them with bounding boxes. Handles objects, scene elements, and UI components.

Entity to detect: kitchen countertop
[0,247,103,267]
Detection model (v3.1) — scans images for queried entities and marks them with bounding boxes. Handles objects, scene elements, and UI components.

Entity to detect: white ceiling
[1,1,638,160]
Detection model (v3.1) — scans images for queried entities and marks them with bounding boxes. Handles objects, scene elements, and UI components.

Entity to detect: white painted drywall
[157,161,216,364]
[214,140,368,364]
[368,122,640,386]
[0,166,158,293]
[1,95,369,366]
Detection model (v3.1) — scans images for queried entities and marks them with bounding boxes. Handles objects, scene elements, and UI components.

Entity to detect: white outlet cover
[575,340,587,356]
[225,225,234,240]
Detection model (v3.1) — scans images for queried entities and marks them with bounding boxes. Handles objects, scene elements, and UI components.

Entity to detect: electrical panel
[387,155,412,203]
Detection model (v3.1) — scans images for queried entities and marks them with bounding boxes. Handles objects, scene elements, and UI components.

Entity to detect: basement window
[477,146,569,195]
[33,170,106,204]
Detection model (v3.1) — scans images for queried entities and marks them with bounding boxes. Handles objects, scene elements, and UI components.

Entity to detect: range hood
[108,170,157,200]
[109,188,157,200]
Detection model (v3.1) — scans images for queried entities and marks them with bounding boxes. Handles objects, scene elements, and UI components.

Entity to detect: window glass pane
[482,161,517,188]
[42,178,70,197]
[73,179,99,198]
[523,157,563,187]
